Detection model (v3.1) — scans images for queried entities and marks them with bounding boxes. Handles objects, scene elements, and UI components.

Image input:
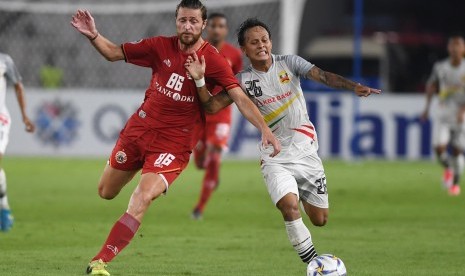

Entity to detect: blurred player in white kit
[421,34,465,196]
[0,52,35,231]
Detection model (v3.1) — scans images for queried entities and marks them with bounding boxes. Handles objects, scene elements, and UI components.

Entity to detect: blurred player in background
[192,13,243,219]
[0,52,35,232]
[421,34,465,196]
[71,0,279,275]
[185,18,380,270]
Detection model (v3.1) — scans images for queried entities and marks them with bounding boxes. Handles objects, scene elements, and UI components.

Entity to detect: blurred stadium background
[1,0,465,275]
[1,0,464,159]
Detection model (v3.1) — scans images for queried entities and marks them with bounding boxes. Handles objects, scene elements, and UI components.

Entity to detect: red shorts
[109,126,191,189]
[198,121,231,149]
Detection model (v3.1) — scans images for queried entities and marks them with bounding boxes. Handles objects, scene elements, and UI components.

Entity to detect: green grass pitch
[1,158,464,275]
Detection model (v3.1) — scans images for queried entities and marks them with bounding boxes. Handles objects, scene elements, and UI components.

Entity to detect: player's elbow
[203,102,222,114]
[105,54,121,62]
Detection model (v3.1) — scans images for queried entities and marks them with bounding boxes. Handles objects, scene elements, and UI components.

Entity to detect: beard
[179,32,202,46]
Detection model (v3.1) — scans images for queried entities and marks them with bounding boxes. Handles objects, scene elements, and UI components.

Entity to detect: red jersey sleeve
[204,49,239,91]
[122,37,160,68]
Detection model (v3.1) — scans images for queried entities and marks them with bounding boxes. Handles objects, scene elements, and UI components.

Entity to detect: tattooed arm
[307,66,381,97]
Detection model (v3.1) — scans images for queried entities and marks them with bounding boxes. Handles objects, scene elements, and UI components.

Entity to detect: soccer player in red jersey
[71,0,280,275]
[192,13,243,219]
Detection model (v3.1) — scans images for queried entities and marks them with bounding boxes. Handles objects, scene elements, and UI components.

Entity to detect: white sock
[0,169,9,209]
[285,218,317,263]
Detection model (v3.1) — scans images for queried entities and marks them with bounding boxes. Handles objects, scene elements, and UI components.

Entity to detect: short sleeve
[283,55,314,79]
[427,63,439,86]
[5,55,22,84]
[122,37,159,68]
[205,52,240,91]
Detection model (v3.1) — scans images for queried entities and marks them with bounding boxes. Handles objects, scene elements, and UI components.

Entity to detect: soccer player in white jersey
[0,52,35,231]
[421,35,465,196]
[184,18,380,268]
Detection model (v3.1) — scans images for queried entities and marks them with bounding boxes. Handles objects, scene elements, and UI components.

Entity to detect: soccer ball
[307,254,347,276]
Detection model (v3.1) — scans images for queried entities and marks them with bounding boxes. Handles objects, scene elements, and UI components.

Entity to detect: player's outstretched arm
[14,82,35,133]
[308,66,381,97]
[71,10,124,62]
[227,86,281,157]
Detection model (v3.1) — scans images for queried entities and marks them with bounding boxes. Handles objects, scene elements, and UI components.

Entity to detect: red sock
[195,151,221,212]
[92,212,140,263]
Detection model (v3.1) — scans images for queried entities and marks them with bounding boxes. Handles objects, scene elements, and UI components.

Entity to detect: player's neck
[179,37,205,54]
[450,57,462,67]
[251,58,273,72]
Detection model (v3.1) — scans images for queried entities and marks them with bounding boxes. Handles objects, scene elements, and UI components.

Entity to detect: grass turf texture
[1,158,464,275]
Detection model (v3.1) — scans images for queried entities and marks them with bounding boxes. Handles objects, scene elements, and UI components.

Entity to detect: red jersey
[122,36,239,153]
[206,42,243,124]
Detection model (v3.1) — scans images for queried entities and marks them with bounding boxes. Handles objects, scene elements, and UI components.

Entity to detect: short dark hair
[175,0,207,21]
[237,18,271,46]
[208,12,227,21]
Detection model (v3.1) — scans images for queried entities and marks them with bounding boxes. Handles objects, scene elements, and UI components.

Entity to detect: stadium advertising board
[6,89,432,160]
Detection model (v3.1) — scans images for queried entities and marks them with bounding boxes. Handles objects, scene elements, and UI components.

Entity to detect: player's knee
[98,185,117,200]
[310,212,328,227]
[277,200,300,221]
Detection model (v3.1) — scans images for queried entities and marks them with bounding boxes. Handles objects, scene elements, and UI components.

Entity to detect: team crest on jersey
[278,70,290,84]
[115,151,127,164]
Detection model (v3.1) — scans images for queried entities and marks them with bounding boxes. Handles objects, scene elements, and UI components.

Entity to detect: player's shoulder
[434,58,449,68]
[236,66,253,79]
[0,52,12,62]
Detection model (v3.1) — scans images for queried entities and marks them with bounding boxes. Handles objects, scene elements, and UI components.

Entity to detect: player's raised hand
[71,9,98,39]
[184,52,206,80]
[354,83,381,97]
[262,128,281,157]
[23,116,35,133]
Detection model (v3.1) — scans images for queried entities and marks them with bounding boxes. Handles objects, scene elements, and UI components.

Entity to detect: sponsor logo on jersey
[278,70,290,84]
[154,81,195,103]
[115,151,127,164]
[163,59,172,67]
[256,90,293,106]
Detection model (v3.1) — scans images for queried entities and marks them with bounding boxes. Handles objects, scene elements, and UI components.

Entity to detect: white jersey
[0,53,22,119]
[428,58,465,103]
[237,54,315,163]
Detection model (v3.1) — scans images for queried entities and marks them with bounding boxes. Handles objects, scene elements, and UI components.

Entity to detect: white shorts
[261,152,328,208]
[0,117,10,154]
[433,119,463,149]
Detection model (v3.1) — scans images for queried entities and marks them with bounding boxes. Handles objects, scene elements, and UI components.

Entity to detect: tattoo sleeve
[309,66,357,91]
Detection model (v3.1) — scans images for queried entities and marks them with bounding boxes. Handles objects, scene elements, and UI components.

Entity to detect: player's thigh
[143,151,190,193]
[433,119,451,148]
[99,138,143,199]
[98,165,139,199]
[206,122,230,151]
[0,120,11,158]
[293,154,329,226]
[261,163,299,207]
[301,201,328,227]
